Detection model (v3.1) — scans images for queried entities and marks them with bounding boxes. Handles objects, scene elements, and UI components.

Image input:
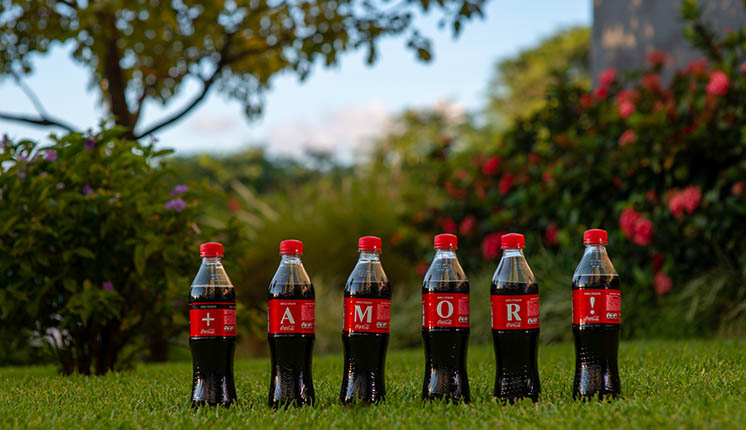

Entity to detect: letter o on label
[436,300,454,318]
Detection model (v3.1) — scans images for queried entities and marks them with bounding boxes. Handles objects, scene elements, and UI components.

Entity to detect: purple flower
[165,198,187,212]
[18,171,26,179]
[44,149,58,162]
[82,185,92,195]
[1,134,9,147]
[171,184,188,195]
[84,139,96,149]
[149,135,159,144]
[18,154,27,162]
[103,281,114,291]
[56,182,65,190]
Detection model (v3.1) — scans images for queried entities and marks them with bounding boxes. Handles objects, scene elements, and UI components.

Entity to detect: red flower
[441,218,458,234]
[459,215,477,236]
[498,173,514,195]
[618,130,636,147]
[599,68,617,87]
[668,185,702,218]
[618,100,636,119]
[454,169,469,181]
[654,272,673,296]
[444,180,467,199]
[686,59,708,75]
[415,263,429,277]
[579,93,594,109]
[481,233,503,260]
[642,73,662,93]
[632,218,653,246]
[613,177,622,188]
[740,62,746,74]
[482,156,501,176]
[541,171,554,184]
[645,50,668,68]
[527,152,540,165]
[706,70,730,96]
[616,89,639,104]
[595,85,609,99]
[228,198,240,213]
[652,252,665,273]
[646,189,657,204]
[545,223,558,246]
[732,181,745,196]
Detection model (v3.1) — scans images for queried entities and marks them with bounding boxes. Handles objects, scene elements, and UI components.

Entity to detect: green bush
[0,127,244,373]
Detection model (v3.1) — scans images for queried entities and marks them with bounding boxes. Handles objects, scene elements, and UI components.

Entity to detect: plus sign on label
[189,303,236,337]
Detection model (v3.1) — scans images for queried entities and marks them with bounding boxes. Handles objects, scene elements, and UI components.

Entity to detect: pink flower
[482,156,501,176]
[632,218,653,246]
[619,207,641,238]
[441,218,457,234]
[645,50,668,68]
[545,223,558,246]
[619,100,636,119]
[706,70,730,96]
[44,149,58,161]
[103,281,114,292]
[579,93,594,109]
[646,189,657,203]
[618,130,636,147]
[668,185,702,218]
[599,68,617,87]
[481,233,503,260]
[740,62,746,74]
[459,215,477,236]
[595,85,608,99]
[498,173,515,195]
[171,184,188,195]
[654,272,673,296]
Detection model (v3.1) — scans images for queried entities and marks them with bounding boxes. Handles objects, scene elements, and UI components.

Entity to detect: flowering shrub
[0,127,243,373]
[382,1,746,338]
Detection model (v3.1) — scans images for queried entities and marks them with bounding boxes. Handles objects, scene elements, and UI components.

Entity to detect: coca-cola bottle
[189,242,237,407]
[340,236,391,405]
[572,229,621,400]
[490,233,540,403]
[267,239,315,408]
[422,233,470,403]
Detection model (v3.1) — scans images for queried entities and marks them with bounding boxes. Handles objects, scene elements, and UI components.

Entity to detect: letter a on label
[280,307,295,324]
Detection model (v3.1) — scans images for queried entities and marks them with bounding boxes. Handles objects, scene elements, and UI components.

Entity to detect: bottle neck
[433,248,457,259]
[201,256,222,264]
[280,253,303,264]
[583,244,608,257]
[358,250,381,261]
[501,248,525,258]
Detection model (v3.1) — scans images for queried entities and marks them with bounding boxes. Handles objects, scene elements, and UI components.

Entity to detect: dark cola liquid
[189,283,236,407]
[340,279,391,405]
[572,274,621,400]
[422,279,470,403]
[268,265,315,408]
[491,280,540,403]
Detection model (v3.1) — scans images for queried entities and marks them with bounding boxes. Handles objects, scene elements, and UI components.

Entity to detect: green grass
[1,340,744,429]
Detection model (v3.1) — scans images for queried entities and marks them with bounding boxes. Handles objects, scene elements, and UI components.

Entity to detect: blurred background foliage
[3,1,746,371]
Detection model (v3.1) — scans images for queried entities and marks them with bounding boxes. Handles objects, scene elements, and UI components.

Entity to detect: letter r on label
[355,305,372,323]
[506,303,521,321]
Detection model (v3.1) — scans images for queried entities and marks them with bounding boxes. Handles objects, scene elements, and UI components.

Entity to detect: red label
[268,299,314,334]
[343,298,391,333]
[572,289,621,324]
[422,293,469,328]
[491,294,540,330]
[189,304,236,337]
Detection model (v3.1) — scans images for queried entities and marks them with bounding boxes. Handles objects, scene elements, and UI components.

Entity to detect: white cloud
[190,114,238,134]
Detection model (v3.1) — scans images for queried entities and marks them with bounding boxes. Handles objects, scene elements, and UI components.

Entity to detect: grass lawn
[1,339,744,429]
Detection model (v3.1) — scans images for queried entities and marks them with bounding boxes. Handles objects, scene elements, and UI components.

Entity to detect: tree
[485,26,589,127]
[0,0,486,138]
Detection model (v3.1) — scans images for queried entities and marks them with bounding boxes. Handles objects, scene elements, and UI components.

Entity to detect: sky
[0,1,591,159]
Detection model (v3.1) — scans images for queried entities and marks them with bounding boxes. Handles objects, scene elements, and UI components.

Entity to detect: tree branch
[0,111,78,133]
[12,72,50,117]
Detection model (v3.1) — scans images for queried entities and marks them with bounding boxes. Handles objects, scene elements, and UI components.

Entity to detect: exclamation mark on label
[590,296,596,315]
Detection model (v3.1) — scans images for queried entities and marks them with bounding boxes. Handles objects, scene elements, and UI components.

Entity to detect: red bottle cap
[358,236,382,251]
[279,239,303,255]
[584,229,608,245]
[434,233,458,249]
[200,242,223,257]
[501,233,525,249]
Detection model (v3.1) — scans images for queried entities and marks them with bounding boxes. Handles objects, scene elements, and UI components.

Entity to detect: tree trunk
[102,15,134,133]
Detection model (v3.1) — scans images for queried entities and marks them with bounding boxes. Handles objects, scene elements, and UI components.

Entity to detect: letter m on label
[355,305,372,323]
